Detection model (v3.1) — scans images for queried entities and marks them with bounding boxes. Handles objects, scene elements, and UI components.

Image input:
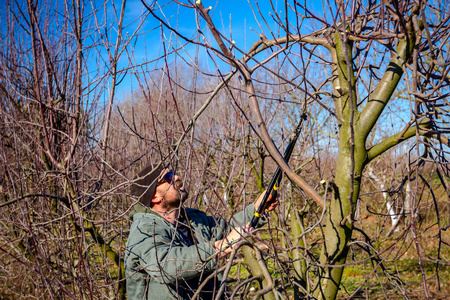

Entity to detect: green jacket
[125,203,261,299]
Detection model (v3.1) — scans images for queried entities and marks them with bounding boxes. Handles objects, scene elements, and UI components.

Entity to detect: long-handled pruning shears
[250,113,307,228]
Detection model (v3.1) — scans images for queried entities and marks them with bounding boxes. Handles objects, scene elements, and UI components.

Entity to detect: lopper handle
[249,114,307,228]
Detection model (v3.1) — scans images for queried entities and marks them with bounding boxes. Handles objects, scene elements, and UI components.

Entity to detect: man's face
[154,169,188,210]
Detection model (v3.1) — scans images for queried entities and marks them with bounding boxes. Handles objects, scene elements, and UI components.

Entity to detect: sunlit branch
[366,118,432,162]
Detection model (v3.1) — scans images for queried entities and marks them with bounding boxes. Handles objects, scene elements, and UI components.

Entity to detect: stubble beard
[161,188,188,211]
[180,190,188,202]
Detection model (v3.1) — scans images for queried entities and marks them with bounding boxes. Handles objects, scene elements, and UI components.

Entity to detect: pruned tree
[1,0,449,299]
[140,0,450,299]
[0,0,146,298]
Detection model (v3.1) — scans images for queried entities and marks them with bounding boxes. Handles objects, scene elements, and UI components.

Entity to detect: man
[125,164,277,299]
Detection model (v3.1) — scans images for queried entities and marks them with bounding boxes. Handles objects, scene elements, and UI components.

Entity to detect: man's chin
[180,191,189,202]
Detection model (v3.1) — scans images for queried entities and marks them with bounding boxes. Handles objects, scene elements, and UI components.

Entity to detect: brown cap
[130,164,164,207]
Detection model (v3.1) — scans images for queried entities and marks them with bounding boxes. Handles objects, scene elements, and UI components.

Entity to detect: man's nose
[174,175,184,188]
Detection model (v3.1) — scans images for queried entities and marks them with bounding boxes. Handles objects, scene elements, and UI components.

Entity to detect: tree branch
[246,80,324,208]
[358,22,416,137]
[366,118,432,162]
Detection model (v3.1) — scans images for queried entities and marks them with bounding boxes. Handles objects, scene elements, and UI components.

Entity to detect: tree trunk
[312,32,365,299]
[242,244,276,300]
[291,208,307,299]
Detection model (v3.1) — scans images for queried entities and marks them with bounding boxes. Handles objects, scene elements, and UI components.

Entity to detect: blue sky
[128,0,326,51]
[115,0,328,96]
[2,0,446,156]
[0,0,328,105]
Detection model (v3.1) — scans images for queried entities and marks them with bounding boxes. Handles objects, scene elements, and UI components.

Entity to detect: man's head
[131,165,188,210]
[152,169,188,210]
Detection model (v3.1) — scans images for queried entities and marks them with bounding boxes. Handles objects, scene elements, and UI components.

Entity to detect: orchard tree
[0,0,147,298]
[1,0,449,299]
[142,0,450,299]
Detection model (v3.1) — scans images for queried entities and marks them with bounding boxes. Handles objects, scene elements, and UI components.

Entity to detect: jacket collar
[129,202,190,222]
[129,203,156,221]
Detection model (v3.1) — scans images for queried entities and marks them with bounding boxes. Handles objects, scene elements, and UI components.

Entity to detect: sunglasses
[158,170,175,185]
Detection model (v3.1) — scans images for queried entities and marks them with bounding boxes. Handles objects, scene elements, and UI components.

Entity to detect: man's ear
[151,192,162,206]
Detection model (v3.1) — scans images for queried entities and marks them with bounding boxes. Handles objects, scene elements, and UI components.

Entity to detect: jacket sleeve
[128,218,217,285]
[231,204,260,227]
[207,204,267,242]
[229,204,267,230]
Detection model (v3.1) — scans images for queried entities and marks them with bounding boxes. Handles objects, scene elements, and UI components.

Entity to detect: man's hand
[214,223,252,256]
[254,190,279,213]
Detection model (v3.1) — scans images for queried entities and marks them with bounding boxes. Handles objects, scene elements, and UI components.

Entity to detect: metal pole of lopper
[250,113,308,228]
